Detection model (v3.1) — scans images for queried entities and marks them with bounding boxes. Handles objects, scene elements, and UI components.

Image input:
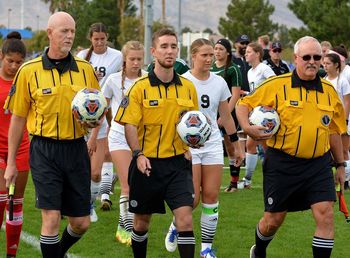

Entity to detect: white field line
[1,225,81,258]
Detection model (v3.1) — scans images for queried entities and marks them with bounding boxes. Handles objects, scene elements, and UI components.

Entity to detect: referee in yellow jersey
[115,28,198,258]
[4,12,100,258]
[236,36,347,258]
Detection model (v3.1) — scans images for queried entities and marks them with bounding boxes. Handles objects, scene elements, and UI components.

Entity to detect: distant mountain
[142,0,303,33]
[0,0,303,33]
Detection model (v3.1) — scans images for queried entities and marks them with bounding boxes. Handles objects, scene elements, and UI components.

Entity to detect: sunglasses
[240,41,249,45]
[299,54,322,61]
[272,49,282,53]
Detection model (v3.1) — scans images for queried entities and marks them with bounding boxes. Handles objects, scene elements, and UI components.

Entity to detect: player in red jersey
[0,31,29,258]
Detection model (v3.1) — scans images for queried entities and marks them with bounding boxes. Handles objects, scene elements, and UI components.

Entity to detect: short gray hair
[294,36,321,54]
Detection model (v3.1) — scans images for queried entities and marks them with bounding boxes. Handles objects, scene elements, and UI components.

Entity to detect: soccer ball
[176,110,212,146]
[71,88,107,123]
[249,106,280,135]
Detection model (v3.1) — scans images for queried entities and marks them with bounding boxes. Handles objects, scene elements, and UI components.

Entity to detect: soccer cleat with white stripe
[165,223,178,252]
[250,244,256,258]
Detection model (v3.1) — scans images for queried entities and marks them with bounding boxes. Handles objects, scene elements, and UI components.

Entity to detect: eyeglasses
[240,41,249,45]
[299,54,322,61]
[272,49,282,53]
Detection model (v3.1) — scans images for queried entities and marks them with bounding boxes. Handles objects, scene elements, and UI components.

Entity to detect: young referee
[115,28,199,258]
[4,12,101,258]
[236,36,347,258]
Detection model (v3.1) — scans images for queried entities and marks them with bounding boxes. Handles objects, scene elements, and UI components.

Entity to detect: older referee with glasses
[237,36,347,258]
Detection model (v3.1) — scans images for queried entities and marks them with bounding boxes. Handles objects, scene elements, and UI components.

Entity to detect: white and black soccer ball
[249,106,280,135]
[71,88,107,123]
[177,110,212,146]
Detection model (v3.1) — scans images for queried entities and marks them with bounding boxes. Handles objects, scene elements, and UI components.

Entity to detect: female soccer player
[103,41,146,245]
[0,31,28,258]
[323,52,350,186]
[211,38,244,192]
[165,38,243,258]
[242,42,275,189]
[77,23,123,221]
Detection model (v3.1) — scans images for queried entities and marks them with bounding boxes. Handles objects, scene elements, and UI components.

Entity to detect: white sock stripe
[177,236,195,245]
[0,193,7,201]
[312,243,334,249]
[40,235,60,244]
[131,231,148,242]
[313,238,334,248]
[13,198,24,205]
[256,225,274,241]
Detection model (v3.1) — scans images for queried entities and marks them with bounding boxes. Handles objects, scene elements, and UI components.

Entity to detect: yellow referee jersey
[4,51,100,140]
[238,70,347,159]
[115,69,199,158]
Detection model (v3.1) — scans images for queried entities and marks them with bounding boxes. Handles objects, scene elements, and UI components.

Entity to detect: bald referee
[236,36,347,258]
[115,28,198,258]
[4,12,100,258]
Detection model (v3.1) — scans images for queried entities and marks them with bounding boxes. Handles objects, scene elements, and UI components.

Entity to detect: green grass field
[1,161,349,258]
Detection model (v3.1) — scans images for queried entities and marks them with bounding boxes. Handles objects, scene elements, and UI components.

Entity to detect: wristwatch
[335,162,347,168]
[132,149,144,158]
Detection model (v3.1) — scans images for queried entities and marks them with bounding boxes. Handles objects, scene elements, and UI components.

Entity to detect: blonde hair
[258,35,269,46]
[121,41,144,96]
[247,42,263,62]
[190,38,213,68]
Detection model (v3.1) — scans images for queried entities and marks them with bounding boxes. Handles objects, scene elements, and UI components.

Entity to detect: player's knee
[315,205,334,227]
[175,213,193,231]
[91,172,101,182]
[261,216,282,234]
[70,217,90,234]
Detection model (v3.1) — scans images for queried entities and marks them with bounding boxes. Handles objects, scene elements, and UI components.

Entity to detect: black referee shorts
[30,136,91,217]
[128,154,194,214]
[263,148,336,212]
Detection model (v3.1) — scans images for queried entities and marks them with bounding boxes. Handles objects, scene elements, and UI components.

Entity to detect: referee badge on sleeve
[120,96,129,108]
[321,115,331,126]
[9,84,16,96]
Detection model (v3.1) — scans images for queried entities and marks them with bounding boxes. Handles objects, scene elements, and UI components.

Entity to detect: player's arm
[125,124,152,176]
[4,114,26,187]
[218,100,243,164]
[330,133,345,192]
[228,86,241,113]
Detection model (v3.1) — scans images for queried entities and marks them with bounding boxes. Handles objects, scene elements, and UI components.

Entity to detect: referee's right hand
[136,155,152,177]
[244,125,273,141]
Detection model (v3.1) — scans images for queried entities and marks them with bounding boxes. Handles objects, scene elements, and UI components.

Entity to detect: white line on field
[1,225,81,258]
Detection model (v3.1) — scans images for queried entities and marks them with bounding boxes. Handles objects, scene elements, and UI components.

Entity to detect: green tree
[181,26,192,34]
[27,30,49,53]
[218,0,277,42]
[41,0,71,13]
[41,0,137,49]
[203,28,213,34]
[288,0,350,46]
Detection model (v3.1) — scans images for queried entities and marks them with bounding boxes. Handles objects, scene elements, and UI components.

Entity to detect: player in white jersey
[331,46,350,188]
[102,41,146,246]
[77,23,123,222]
[241,42,275,189]
[164,38,243,258]
[323,52,350,188]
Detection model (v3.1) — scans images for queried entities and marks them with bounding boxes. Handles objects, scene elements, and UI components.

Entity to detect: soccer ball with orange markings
[71,88,107,123]
[177,111,212,146]
[249,106,280,135]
